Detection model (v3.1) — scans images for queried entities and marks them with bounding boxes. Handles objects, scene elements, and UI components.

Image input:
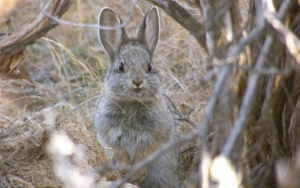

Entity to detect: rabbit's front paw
[129,168,147,184]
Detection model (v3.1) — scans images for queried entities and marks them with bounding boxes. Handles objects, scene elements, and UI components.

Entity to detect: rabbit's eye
[119,63,124,71]
[148,64,152,72]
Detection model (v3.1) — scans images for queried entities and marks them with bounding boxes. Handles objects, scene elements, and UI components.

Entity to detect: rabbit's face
[105,43,162,102]
[99,7,161,102]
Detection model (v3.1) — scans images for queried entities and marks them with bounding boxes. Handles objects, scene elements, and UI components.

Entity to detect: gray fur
[95,7,179,187]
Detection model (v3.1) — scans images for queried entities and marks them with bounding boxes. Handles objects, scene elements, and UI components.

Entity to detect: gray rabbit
[94,6,179,188]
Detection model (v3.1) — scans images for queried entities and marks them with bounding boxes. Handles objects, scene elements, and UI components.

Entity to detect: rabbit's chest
[101,101,172,151]
[108,111,156,135]
[106,118,156,158]
[105,107,161,145]
[106,104,158,130]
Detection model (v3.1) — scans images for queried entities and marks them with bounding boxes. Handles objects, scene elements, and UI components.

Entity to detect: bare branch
[146,0,207,52]
[214,0,234,22]
[246,68,276,164]
[263,0,300,63]
[223,11,234,42]
[111,132,198,188]
[200,66,231,140]
[213,63,292,76]
[198,66,232,186]
[222,35,274,158]
[199,0,215,55]
[0,0,73,73]
[92,164,132,175]
[224,0,265,63]
[221,0,292,159]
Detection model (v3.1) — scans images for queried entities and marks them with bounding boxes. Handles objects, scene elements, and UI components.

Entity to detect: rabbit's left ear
[98,7,126,62]
[137,7,160,57]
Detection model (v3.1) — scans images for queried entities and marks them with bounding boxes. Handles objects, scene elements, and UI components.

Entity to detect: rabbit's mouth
[129,88,147,98]
[131,88,145,97]
[132,87,143,92]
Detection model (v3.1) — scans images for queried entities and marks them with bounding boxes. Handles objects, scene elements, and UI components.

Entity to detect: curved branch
[147,0,207,52]
[0,0,73,74]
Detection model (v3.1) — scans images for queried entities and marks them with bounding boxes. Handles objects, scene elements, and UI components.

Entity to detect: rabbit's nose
[132,75,144,88]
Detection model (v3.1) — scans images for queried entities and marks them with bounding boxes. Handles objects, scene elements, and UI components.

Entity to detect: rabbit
[94,6,179,188]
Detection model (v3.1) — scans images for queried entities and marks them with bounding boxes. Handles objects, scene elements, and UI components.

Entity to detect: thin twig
[213,63,292,76]
[177,115,198,128]
[222,35,274,158]
[246,68,276,163]
[164,95,198,128]
[91,164,132,175]
[56,95,101,125]
[110,132,198,188]
[200,66,231,140]
[199,0,215,55]
[44,0,137,30]
[198,65,232,186]
[214,0,234,22]
[224,0,265,63]
[263,0,300,63]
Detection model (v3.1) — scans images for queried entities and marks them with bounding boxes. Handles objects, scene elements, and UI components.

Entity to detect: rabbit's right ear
[98,8,125,61]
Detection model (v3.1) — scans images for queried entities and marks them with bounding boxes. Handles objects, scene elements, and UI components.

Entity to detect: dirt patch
[0,105,122,187]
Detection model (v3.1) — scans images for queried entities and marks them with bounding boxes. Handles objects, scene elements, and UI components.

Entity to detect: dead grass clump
[0,105,119,187]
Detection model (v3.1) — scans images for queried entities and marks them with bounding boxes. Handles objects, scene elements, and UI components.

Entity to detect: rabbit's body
[94,7,179,187]
[96,98,178,186]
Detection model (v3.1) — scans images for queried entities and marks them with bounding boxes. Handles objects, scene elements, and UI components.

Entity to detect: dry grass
[0,0,210,187]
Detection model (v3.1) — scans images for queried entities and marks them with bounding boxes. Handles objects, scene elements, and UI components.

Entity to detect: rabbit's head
[98,7,162,102]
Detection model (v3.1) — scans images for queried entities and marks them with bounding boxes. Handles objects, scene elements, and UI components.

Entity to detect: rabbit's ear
[137,7,160,56]
[98,8,125,61]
